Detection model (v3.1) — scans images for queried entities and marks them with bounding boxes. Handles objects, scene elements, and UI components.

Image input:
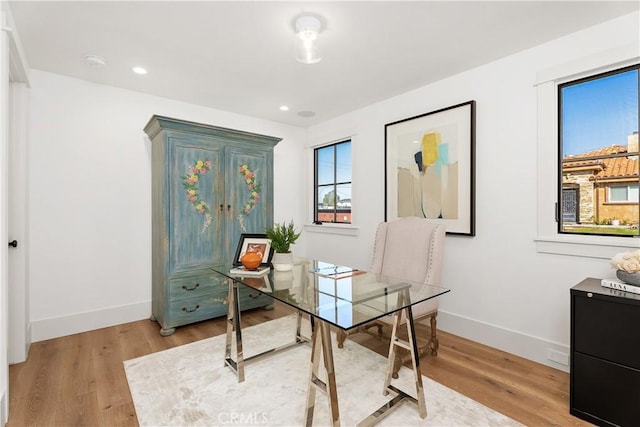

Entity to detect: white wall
[27,70,307,341]
[305,11,640,371]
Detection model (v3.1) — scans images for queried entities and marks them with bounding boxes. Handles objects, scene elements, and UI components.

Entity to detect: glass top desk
[210,258,450,427]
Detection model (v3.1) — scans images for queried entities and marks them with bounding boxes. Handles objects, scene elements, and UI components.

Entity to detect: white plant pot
[272,252,293,271]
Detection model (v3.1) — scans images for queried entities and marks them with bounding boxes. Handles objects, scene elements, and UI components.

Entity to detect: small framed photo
[233,233,274,266]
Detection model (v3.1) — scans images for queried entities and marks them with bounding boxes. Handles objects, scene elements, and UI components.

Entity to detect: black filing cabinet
[570,278,640,426]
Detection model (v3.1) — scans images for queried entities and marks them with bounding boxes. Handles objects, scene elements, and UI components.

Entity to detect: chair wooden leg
[336,330,347,349]
[391,312,440,378]
[428,312,439,356]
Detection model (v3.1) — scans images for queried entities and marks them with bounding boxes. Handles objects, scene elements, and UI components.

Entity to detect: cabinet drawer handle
[182,304,200,313]
[182,283,200,291]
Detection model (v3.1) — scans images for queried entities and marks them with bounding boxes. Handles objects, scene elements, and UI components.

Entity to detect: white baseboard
[31,300,151,342]
[436,310,570,373]
[28,301,570,373]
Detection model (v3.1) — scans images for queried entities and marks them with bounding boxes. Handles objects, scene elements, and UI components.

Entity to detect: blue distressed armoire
[144,116,281,336]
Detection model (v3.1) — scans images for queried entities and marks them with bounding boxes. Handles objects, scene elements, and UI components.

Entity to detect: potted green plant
[265,220,301,271]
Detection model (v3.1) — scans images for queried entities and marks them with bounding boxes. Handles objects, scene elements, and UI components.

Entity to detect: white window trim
[536,43,640,259]
[306,129,359,236]
[304,223,358,236]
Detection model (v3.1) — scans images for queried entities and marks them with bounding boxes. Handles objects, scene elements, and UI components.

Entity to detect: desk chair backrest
[370,216,445,285]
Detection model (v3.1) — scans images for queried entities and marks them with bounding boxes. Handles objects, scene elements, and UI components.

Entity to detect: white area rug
[124,315,522,426]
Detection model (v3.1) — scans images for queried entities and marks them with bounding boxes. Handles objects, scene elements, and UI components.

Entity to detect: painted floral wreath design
[237,164,261,232]
[239,164,261,215]
[182,160,212,232]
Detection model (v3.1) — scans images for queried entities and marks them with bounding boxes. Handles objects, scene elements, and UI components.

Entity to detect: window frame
[313,139,352,224]
[536,44,639,259]
[556,63,639,237]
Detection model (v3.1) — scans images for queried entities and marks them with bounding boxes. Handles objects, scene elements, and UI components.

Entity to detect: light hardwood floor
[8,303,590,426]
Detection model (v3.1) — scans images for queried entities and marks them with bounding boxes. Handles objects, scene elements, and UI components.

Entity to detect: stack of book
[601,278,640,295]
[229,265,270,276]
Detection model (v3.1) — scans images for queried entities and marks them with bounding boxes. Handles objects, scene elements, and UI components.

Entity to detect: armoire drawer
[167,287,271,327]
[167,293,229,327]
[237,286,272,310]
[168,273,227,300]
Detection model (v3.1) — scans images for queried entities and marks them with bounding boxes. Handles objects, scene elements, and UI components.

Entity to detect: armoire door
[169,138,225,272]
[225,146,274,258]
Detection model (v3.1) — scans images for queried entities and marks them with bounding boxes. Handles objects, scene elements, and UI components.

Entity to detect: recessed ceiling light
[84,54,106,67]
[297,110,316,118]
[132,66,148,75]
[280,105,289,111]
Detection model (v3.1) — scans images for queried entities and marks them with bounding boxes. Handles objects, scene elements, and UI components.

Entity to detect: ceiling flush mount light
[279,105,289,111]
[294,15,322,64]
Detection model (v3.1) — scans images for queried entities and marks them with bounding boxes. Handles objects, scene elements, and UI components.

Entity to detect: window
[314,140,352,224]
[558,64,639,237]
[609,184,639,203]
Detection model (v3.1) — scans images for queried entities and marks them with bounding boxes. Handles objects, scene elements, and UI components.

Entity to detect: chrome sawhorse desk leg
[304,318,340,426]
[384,302,427,417]
[359,290,427,426]
[224,277,244,381]
[224,277,310,383]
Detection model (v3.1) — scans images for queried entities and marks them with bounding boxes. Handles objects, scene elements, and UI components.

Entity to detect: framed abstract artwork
[385,101,476,236]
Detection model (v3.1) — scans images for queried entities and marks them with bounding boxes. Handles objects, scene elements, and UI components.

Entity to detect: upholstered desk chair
[336,216,446,373]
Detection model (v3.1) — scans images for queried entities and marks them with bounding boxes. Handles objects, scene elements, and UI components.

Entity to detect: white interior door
[8,81,29,364]
[1,4,30,423]
[1,8,10,423]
